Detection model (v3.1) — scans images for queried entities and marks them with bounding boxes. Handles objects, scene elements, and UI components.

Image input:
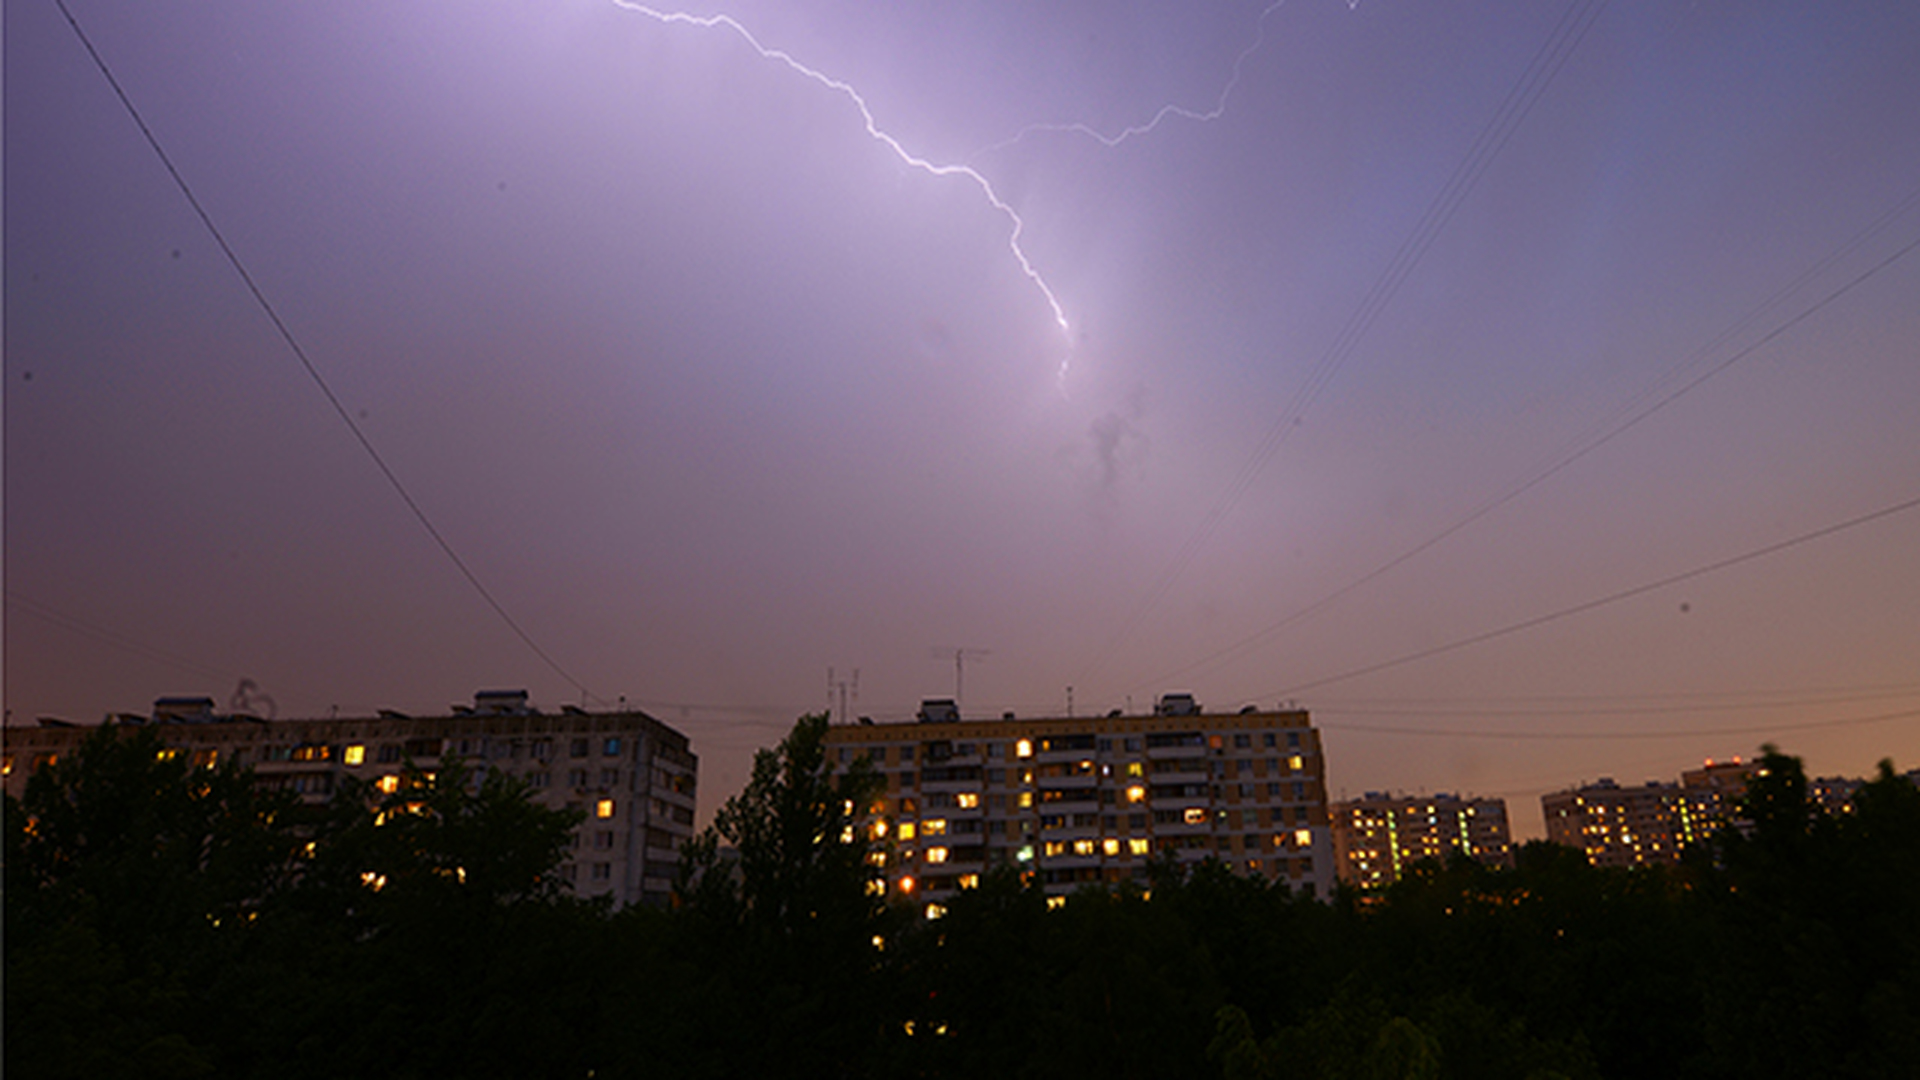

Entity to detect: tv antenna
[827,667,860,723]
[930,646,989,707]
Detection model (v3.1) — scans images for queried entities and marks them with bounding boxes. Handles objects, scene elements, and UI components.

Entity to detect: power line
[1076,0,1609,684]
[51,0,591,700]
[1319,705,1920,742]
[1265,491,1920,698]
[1131,188,1920,694]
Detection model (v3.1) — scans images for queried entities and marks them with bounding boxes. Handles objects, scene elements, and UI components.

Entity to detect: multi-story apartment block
[820,695,1334,911]
[1331,792,1513,889]
[1543,758,1759,869]
[2,690,698,908]
[1542,778,1686,868]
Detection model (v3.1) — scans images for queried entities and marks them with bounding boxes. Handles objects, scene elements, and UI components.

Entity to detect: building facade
[2,690,698,908]
[1542,758,1759,869]
[1330,792,1513,890]
[820,696,1334,910]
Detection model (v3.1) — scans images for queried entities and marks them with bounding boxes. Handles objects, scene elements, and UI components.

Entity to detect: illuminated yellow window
[1295,828,1312,847]
[1017,844,1035,862]
[343,744,366,766]
[1126,762,1145,777]
[1126,785,1147,803]
[925,846,950,864]
[377,774,401,794]
[157,748,181,762]
[923,819,948,836]
[1184,808,1207,825]
[957,873,980,889]
[898,822,917,841]
[1017,791,1033,809]
[1015,739,1033,758]
[871,819,890,839]
[1044,840,1067,857]
[868,850,888,867]
[898,875,916,893]
[955,792,980,809]
[1073,839,1096,855]
[925,903,947,920]
[596,799,615,818]
[1102,838,1121,856]
[2,755,12,776]
[1129,838,1150,856]
[1288,755,1304,771]
[1046,895,1067,910]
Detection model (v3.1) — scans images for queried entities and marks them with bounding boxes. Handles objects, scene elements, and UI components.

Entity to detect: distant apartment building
[1543,757,1759,869]
[819,694,1335,912]
[2,690,698,908]
[1331,792,1513,889]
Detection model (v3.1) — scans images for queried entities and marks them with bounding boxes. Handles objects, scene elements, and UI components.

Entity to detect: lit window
[868,851,887,867]
[1295,828,1312,847]
[1126,785,1146,803]
[157,748,181,762]
[955,792,980,809]
[866,880,887,897]
[360,871,388,891]
[1102,838,1120,856]
[596,799,615,818]
[925,847,950,864]
[958,873,980,889]
[1017,844,1035,862]
[898,875,915,893]
[1046,895,1066,910]
[923,819,948,836]
[899,822,917,841]
[377,774,401,794]
[1129,838,1150,856]
[1126,762,1145,777]
[1073,839,1096,856]
[343,744,366,766]
[1017,791,1034,809]
[1288,755,1304,771]
[1044,840,1067,857]
[871,819,890,839]
[1015,739,1033,758]
[925,903,947,920]
[1184,808,1208,825]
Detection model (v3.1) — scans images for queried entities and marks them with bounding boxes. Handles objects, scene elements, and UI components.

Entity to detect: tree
[5,723,304,1078]
[663,713,897,1078]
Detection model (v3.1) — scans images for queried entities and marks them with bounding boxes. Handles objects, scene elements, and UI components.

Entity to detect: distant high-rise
[1331,792,1513,889]
[3,690,698,908]
[1543,757,1759,868]
[820,696,1334,912]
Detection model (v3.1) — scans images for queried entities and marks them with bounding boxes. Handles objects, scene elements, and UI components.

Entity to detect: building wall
[1331,793,1513,890]
[1542,759,1761,870]
[2,695,697,908]
[821,708,1334,911]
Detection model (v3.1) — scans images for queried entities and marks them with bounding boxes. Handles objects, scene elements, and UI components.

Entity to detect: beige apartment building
[1330,792,1513,890]
[3,690,698,908]
[820,694,1334,912]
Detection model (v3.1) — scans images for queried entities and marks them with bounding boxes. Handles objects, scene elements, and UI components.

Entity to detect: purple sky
[9,0,1919,837]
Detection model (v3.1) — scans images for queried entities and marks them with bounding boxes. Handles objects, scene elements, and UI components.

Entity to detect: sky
[8,0,1919,838]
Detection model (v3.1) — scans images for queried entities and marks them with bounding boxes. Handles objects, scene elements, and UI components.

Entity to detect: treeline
[7,716,1918,1079]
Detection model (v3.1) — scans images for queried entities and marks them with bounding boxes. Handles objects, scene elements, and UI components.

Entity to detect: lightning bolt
[978,2,1301,155]
[608,2,1346,390]
[610,1,1072,342]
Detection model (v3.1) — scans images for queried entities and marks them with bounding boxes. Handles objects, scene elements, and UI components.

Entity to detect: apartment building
[2,690,697,908]
[820,695,1334,911]
[1330,792,1513,889]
